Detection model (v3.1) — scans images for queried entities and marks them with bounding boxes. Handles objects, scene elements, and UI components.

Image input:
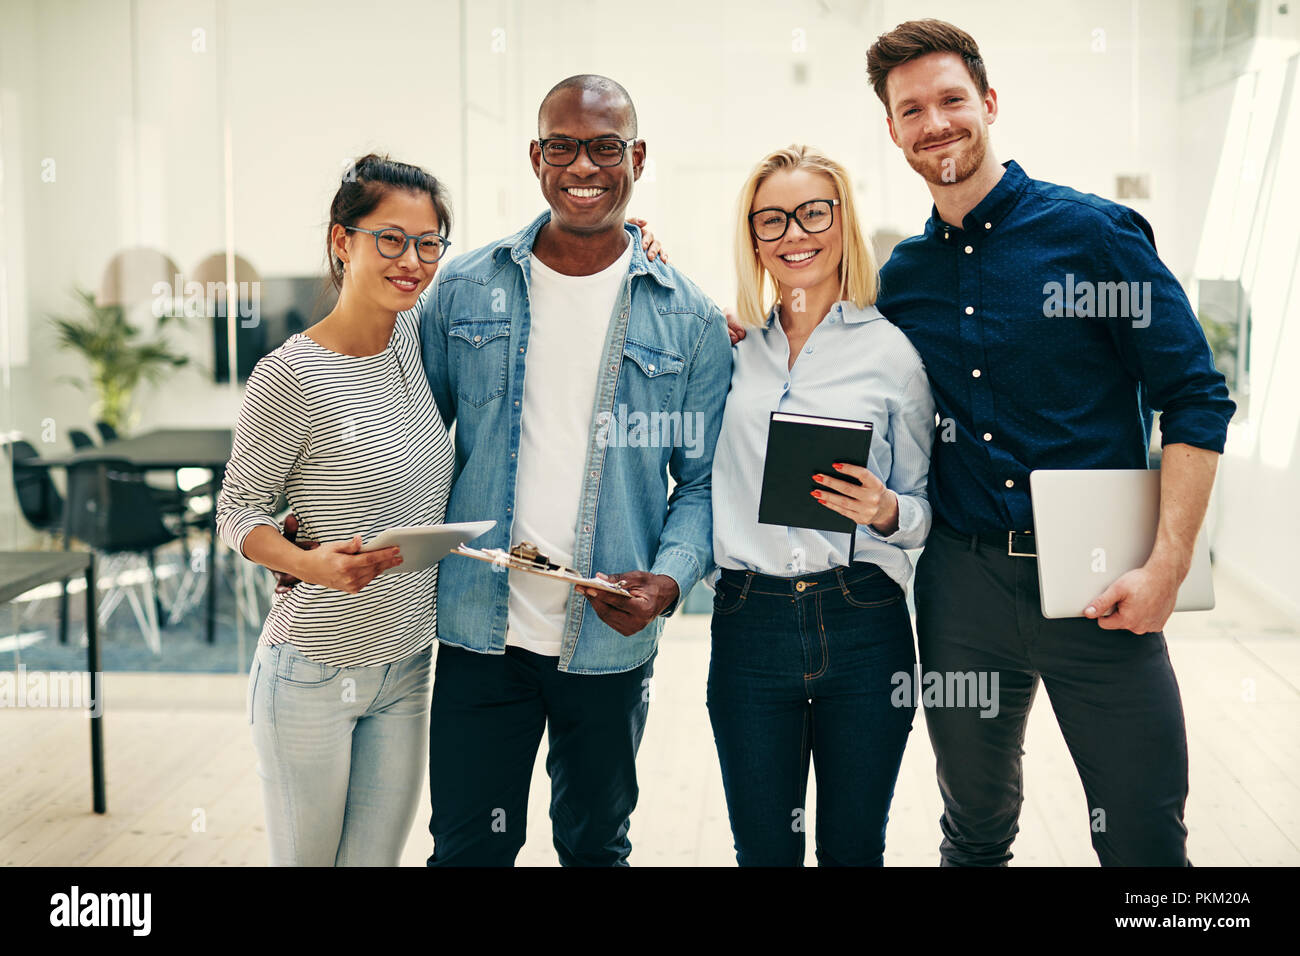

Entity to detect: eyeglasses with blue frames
[536,136,638,167]
[343,225,451,263]
[749,198,840,242]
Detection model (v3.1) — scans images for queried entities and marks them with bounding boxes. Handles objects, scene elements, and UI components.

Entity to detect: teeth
[566,187,604,198]
[390,278,416,288]
[781,250,818,262]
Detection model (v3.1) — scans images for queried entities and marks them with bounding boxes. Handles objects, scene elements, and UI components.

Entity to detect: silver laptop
[1029,469,1215,619]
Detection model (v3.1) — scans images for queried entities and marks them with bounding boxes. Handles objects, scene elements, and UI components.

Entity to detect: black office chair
[95,421,119,443]
[6,439,63,537]
[65,458,179,654]
[68,429,97,450]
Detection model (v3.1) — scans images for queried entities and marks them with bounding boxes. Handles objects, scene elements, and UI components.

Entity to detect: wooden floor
[2,567,1296,867]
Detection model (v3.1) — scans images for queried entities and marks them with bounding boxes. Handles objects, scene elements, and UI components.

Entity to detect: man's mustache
[915,131,968,151]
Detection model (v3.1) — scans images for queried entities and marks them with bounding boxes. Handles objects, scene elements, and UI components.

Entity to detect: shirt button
[589,471,597,478]
[1005,479,1014,488]
[584,524,591,533]
[511,452,516,458]
[971,369,982,378]
[473,335,482,343]
[647,363,656,372]
[964,245,973,254]
[781,383,789,391]
[804,346,813,353]
[518,346,524,353]
[983,432,992,442]
[984,222,992,229]
[964,306,974,315]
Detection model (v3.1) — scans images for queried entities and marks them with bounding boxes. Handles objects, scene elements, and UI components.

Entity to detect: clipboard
[451,540,632,597]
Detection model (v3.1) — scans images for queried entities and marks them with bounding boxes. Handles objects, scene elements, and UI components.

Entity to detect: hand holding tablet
[362,520,497,574]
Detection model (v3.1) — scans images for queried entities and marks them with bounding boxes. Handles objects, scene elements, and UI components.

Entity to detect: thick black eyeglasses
[344,225,451,263]
[749,198,840,242]
[536,136,638,167]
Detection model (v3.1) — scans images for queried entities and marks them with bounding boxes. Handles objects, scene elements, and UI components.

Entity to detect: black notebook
[757,412,874,534]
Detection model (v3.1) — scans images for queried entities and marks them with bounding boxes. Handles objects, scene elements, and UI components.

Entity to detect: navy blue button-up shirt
[877,160,1235,535]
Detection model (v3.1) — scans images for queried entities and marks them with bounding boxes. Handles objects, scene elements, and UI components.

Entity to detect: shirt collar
[924,159,1029,239]
[762,300,882,329]
[492,209,676,290]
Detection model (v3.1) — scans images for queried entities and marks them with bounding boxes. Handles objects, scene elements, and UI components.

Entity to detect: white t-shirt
[505,238,634,656]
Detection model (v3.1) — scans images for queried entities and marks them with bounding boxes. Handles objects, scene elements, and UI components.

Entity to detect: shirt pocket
[448,316,511,407]
[620,338,686,413]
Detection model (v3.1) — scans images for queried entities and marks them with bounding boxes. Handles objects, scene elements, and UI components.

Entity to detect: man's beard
[906,127,987,187]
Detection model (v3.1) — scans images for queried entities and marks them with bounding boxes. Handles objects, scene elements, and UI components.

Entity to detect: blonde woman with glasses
[708,145,935,866]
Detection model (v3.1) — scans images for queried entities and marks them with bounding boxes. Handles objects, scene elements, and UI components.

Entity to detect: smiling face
[751,168,844,303]
[885,51,997,187]
[531,86,643,235]
[331,188,441,311]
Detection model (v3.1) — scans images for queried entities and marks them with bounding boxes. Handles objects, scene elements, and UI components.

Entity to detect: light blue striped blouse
[711,300,935,587]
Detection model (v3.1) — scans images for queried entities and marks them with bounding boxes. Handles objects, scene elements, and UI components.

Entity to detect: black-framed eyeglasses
[536,136,638,167]
[343,225,451,263]
[749,198,840,242]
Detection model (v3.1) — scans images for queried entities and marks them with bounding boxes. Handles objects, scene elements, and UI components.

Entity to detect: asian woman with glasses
[215,153,456,865]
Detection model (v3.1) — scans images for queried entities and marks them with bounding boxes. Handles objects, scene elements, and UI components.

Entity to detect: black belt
[940,524,1037,557]
[976,530,1037,557]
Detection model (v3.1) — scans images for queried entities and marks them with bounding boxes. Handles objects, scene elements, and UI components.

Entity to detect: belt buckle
[1007,531,1034,557]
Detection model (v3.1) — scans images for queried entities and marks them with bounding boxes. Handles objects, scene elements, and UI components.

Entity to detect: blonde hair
[734,145,878,328]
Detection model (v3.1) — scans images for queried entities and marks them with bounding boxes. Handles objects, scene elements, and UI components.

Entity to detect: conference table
[0,551,104,813]
[27,428,232,644]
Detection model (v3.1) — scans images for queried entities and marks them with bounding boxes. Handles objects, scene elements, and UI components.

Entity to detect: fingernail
[832,463,843,471]
[1085,606,1095,615]
[811,491,822,499]
[813,474,824,483]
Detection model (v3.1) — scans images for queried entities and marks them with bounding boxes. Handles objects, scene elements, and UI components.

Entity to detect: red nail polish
[813,474,824,483]
[832,463,843,471]
[811,491,821,499]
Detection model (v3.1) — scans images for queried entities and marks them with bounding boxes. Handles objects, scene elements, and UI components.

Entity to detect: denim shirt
[420,210,733,674]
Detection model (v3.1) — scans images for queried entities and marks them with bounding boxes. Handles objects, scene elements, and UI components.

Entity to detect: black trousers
[914,522,1190,866]
[426,643,653,867]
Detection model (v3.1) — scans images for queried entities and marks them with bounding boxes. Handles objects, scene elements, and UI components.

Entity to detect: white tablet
[1029,470,1214,619]
[362,520,496,574]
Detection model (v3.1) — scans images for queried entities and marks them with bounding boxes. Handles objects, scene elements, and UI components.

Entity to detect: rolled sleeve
[1105,208,1236,453]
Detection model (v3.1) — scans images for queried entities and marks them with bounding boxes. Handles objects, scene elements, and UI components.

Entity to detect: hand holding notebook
[758,412,875,533]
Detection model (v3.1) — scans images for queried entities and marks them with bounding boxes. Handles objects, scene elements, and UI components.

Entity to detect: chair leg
[146,549,167,624]
[122,558,161,656]
[141,557,162,655]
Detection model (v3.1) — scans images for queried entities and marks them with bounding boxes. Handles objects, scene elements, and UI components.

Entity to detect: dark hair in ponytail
[326,153,453,291]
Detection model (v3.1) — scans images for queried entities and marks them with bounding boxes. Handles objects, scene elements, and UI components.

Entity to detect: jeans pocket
[275,643,344,685]
[712,578,749,616]
[839,571,904,609]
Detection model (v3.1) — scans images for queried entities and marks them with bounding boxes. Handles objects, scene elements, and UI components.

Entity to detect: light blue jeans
[247,640,433,866]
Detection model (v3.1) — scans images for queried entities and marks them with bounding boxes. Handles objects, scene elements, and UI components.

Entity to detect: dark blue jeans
[427,643,653,867]
[707,562,917,866]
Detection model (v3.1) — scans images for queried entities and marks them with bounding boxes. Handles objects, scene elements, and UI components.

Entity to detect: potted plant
[50,288,190,435]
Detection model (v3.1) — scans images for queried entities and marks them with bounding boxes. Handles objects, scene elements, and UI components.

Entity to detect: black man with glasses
[418,75,731,866]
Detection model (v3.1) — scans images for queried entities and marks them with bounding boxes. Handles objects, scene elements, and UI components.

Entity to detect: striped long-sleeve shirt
[216,302,454,666]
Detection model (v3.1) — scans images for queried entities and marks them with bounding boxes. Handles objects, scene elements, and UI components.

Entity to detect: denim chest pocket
[448,317,511,407]
[621,339,686,412]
